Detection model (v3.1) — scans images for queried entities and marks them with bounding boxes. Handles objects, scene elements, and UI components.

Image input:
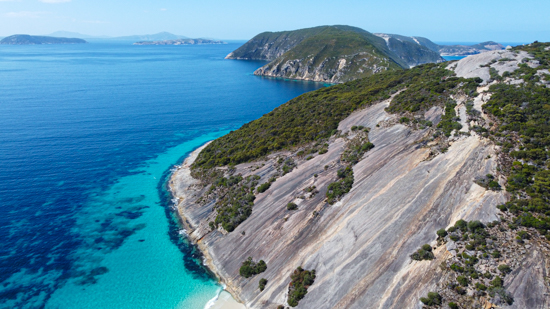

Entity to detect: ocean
[0,42,324,309]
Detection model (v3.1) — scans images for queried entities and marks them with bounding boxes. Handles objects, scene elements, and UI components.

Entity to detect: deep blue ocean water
[0,42,324,309]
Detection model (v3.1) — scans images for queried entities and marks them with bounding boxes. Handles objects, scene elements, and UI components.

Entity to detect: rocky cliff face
[253,50,396,84]
[171,48,550,308]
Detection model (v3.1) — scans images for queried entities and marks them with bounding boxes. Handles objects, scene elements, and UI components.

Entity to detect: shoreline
[168,142,246,309]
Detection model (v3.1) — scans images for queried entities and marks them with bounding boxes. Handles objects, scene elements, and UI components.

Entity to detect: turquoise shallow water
[46,132,226,309]
[0,42,324,308]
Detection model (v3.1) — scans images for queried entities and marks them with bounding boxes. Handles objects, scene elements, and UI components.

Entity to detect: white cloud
[5,11,48,18]
[160,8,167,11]
[39,0,71,3]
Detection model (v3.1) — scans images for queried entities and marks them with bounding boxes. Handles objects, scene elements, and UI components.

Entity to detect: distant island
[0,35,87,45]
[226,25,444,83]
[225,25,506,83]
[134,38,226,46]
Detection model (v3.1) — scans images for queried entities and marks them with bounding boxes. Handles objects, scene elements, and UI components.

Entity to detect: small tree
[259,278,268,291]
[420,292,442,306]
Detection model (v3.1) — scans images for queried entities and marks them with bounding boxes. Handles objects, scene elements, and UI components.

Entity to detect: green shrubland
[287,267,316,307]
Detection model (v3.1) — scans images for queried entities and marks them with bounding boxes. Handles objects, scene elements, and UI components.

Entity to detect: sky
[1,0,549,43]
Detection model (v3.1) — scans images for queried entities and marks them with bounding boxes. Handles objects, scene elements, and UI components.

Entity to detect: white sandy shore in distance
[170,142,247,309]
[208,291,246,309]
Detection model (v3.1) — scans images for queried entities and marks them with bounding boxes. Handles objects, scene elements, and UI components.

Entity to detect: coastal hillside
[0,35,87,45]
[226,25,444,83]
[172,42,550,308]
[375,33,505,56]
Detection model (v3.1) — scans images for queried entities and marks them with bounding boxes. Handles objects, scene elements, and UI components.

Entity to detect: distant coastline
[134,38,226,46]
[0,35,87,45]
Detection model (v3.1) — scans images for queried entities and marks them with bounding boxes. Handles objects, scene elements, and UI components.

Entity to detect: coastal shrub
[410,244,434,261]
[212,174,258,232]
[490,276,503,288]
[287,267,316,307]
[287,202,298,210]
[517,230,530,239]
[239,257,267,278]
[437,228,448,238]
[457,275,469,287]
[475,282,487,291]
[326,167,354,204]
[449,302,459,309]
[419,292,442,306]
[259,278,267,291]
[450,263,464,273]
[193,62,479,170]
[437,101,462,136]
[498,264,512,275]
[257,182,271,193]
[454,219,468,232]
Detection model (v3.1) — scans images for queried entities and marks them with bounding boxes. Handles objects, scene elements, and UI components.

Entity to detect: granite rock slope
[171,49,550,308]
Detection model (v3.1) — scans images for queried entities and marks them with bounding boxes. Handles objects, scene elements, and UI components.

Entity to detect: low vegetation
[239,257,267,278]
[421,219,517,306]
[420,292,442,306]
[482,43,550,238]
[193,63,479,170]
[259,278,267,291]
[287,267,316,307]
[410,244,435,261]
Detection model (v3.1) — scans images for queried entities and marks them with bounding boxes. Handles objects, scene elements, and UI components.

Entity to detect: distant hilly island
[226,25,506,83]
[0,35,87,45]
[48,31,190,41]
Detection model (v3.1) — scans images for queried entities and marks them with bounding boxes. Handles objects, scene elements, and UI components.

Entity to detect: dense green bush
[498,264,512,275]
[193,63,480,170]
[410,244,434,261]
[287,202,298,210]
[257,182,271,193]
[437,101,462,136]
[326,167,354,204]
[287,267,316,307]
[420,292,442,306]
[259,278,268,291]
[437,228,448,238]
[239,257,267,278]
[449,302,459,309]
[457,275,469,287]
[212,175,258,232]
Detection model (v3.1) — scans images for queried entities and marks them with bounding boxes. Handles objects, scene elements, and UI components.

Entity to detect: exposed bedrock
[172,96,549,308]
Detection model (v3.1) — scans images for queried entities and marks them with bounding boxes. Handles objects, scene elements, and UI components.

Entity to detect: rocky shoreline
[168,143,246,308]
